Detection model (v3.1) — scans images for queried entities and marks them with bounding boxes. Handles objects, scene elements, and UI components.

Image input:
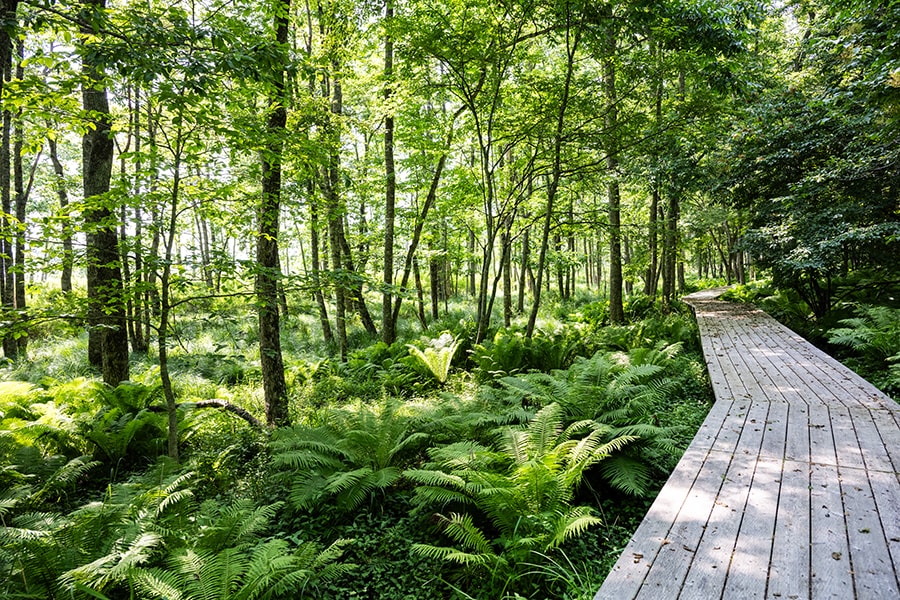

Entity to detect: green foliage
[404,403,630,596]
[272,398,428,512]
[1,458,353,600]
[719,280,774,304]
[469,327,587,382]
[827,304,900,397]
[495,348,686,496]
[407,332,460,384]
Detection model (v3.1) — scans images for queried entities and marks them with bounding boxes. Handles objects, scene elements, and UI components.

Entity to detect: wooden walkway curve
[595,289,900,600]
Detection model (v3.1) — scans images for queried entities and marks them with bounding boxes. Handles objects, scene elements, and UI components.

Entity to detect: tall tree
[381,0,396,344]
[603,4,624,324]
[81,0,129,385]
[527,2,580,338]
[47,137,73,293]
[0,0,17,359]
[257,0,290,426]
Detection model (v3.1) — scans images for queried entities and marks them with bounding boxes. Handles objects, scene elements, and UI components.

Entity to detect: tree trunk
[12,39,27,355]
[0,29,13,359]
[326,76,348,360]
[257,0,290,427]
[158,153,183,461]
[604,11,624,324]
[48,138,73,294]
[517,219,529,314]
[467,227,476,297]
[82,0,129,385]
[645,45,663,298]
[381,0,396,344]
[413,255,427,330]
[429,242,440,321]
[526,9,580,337]
[308,184,333,344]
[501,221,512,327]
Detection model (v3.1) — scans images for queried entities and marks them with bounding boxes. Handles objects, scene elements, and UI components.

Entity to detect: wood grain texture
[594,291,900,599]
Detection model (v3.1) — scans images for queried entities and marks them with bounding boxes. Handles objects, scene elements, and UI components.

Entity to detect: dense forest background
[1,0,898,597]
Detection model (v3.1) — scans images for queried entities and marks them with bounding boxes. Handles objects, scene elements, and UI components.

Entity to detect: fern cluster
[827,304,900,396]
[403,403,632,595]
[2,461,353,600]
[271,398,428,512]
[493,347,685,496]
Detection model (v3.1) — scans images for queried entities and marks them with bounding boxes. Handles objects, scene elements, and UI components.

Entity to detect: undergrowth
[1,287,713,599]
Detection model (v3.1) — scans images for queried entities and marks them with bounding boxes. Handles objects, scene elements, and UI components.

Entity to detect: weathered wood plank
[867,469,900,580]
[594,445,711,600]
[637,450,733,594]
[768,458,811,600]
[720,457,782,600]
[839,465,900,598]
[595,292,900,600]
[869,408,900,473]
[810,462,854,598]
[679,451,756,600]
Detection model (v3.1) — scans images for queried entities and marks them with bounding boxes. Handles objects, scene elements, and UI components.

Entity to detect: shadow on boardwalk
[594,289,900,600]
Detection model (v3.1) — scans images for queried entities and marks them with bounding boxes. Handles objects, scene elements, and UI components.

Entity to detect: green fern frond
[599,454,654,496]
[404,466,471,492]
[440,513,493,554]
[411,543,476,565]
[289,473,330,511]
[133,569,184,600]
[60,531,163,591]
[546,506,602,550]
[526,403,565,456]
[407,333,460,384]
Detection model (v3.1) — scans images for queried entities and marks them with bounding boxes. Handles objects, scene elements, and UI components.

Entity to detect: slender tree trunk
[623,233,632,296]
[389,112,460,328]
[429,241,440,321]
[326,76,348,360]
[131,87,147,353]
[257,0,290,427]
[467,227,476,297]
[604,11,624,324]
[121,205,138,351]
[308,185,333,344]
[501,221,512,327]
[12,39,27,355]
[413,255,427,330]
[48,138,73,293]
[0,28,13,359]
[337,226,377,337]
[526,7,579,337]
[381,0,396,344]
[82,0,128,384]
[645,59,662,297]
[517,219,529,313]
[158,150,183,461]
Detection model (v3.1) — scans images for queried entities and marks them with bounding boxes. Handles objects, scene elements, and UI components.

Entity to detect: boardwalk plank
[840,465,900,599]
[767,458,811,600]
[594,445,710,600]
[810,462,854,598]
[594,292,900,600]
[679,451,755,600]
[721,457,781,600]
[625,449,732,597]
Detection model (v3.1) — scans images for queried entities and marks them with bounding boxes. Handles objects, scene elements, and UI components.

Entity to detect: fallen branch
[148,400,263,428]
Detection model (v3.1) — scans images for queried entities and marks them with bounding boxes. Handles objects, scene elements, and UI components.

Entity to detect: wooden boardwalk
[595,289,900,599]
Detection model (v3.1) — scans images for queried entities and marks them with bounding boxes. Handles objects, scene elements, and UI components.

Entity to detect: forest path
[594,288,900,599]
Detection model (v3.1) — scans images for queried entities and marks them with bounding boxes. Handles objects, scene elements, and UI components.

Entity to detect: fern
[407,332,460,384]
[827,304,900,394]
[271,398,428,512]
[406,402,623,590]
